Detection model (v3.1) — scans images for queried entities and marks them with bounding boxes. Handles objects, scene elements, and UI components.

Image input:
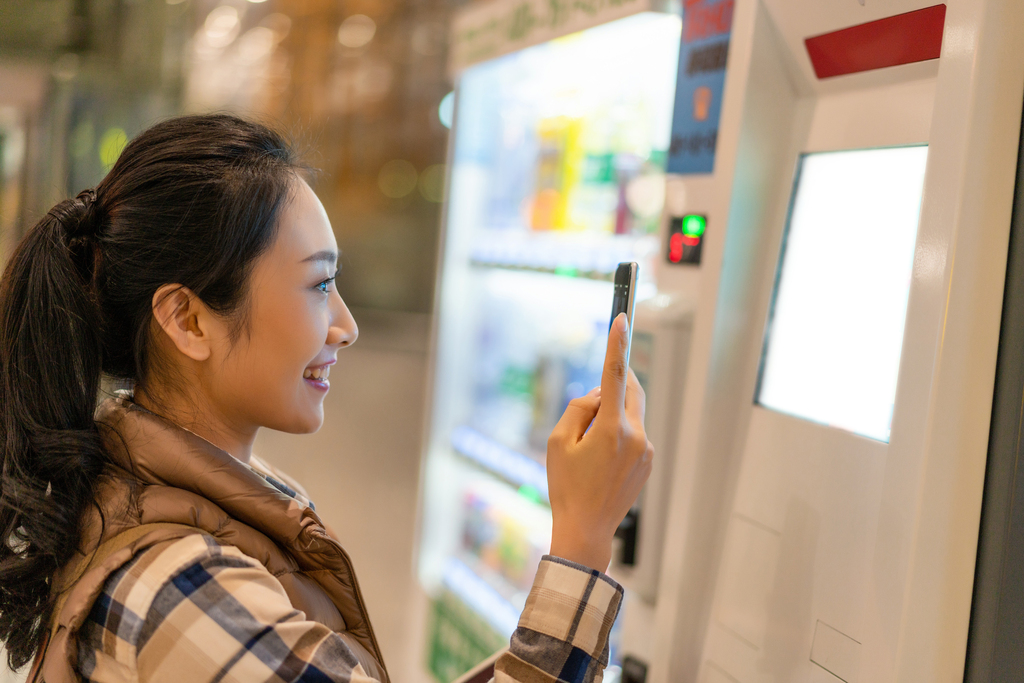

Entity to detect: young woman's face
[205,178,357,434]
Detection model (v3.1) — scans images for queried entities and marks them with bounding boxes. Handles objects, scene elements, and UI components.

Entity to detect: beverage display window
[418,10,681,680]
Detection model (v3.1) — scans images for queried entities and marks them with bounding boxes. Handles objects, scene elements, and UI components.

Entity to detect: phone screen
[609,262,638,368]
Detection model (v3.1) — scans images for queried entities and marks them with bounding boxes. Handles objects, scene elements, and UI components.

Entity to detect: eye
[315,274,337,294]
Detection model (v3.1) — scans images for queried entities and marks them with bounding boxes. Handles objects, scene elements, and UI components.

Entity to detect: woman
[0,114,653,683]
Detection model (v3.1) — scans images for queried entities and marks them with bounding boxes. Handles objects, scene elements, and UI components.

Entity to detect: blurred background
[0,0,458,681]
[1,0,457,311]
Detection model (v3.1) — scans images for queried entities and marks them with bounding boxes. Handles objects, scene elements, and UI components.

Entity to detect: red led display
[669,233,685,262]
[667,215,705,265]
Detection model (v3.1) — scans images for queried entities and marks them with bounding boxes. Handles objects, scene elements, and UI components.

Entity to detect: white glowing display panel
[757,146,928,442]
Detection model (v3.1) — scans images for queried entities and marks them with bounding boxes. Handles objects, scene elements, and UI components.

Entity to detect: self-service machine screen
[757,146,928,441]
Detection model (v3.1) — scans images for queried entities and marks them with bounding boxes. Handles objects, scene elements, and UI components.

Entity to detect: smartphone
[609,261,639,368]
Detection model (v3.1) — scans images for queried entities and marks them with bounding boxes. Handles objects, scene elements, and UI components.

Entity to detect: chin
[296,410,325,434]
[270,407,325,434]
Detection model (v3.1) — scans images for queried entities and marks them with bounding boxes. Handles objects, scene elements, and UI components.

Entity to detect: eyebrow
[301,250,339,265]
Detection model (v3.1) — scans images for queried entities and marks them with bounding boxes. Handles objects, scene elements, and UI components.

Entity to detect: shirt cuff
[516,554,624,665]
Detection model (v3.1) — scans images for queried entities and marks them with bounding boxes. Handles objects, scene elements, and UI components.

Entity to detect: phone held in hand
[609,262,638,368]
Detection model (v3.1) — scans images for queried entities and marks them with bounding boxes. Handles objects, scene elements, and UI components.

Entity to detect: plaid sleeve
[77,534,382,683]
[494,555,623,683]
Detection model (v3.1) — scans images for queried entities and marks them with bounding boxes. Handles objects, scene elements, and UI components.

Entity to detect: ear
[151,284,213,362]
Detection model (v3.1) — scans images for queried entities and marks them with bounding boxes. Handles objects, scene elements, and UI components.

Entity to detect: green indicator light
[554,265,577,278]
[682,214,706,237]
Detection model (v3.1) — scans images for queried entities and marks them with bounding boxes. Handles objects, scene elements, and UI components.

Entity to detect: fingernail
[589,386,601,396]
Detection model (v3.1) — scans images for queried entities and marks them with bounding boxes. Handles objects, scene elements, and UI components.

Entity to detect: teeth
[303,365,331,381]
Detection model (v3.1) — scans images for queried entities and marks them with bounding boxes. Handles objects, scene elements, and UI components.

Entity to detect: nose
[326,295,358,347]
[327,324,357,347]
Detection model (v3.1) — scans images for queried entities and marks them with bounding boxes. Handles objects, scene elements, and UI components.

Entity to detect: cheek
[221,297,329,423]
[262,300,326,386]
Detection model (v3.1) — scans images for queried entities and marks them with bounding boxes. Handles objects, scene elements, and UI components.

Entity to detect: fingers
[550,387,602,444]
[624,366,646,428]
[601,313,629,412]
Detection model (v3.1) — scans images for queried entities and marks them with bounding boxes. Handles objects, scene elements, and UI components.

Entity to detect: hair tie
[68,189,100,239]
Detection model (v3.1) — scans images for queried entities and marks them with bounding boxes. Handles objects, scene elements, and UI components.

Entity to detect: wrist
[550,524,613,572]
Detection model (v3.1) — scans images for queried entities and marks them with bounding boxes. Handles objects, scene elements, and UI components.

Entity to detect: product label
[667,0,734,174]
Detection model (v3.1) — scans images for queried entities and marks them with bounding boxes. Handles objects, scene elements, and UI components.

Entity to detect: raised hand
[546,312,655,571]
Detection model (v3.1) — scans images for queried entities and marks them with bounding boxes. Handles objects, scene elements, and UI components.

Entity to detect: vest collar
[94,395,327,551]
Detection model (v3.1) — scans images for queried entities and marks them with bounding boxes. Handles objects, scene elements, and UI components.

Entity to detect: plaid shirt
[77,465,622,683]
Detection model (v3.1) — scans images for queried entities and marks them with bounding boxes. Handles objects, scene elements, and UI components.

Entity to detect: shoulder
[95,532,264,614]
[77,533,279,679]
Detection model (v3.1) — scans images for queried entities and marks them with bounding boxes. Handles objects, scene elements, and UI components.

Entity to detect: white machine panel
[700,79,930,683]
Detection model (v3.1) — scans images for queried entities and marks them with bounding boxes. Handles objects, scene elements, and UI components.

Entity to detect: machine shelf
[450,425,550,503]
[442,555,523,639]
[469,259,616,281]
[467,232,658,283]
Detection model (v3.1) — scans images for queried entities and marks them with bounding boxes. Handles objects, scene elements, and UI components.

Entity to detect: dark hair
[0,114,307,669]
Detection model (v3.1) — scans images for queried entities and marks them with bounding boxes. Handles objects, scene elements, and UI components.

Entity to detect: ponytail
[0,191,107,668]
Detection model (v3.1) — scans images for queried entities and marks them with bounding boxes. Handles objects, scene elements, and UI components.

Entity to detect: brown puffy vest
[31,396,389,683]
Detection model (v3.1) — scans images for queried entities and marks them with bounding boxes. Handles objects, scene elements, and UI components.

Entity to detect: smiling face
[200,178,358,435]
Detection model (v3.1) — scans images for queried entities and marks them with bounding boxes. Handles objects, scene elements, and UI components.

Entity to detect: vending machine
[416,2,684,680]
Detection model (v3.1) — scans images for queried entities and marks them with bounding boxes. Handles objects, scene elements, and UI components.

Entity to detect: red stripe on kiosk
[804,4,946,79]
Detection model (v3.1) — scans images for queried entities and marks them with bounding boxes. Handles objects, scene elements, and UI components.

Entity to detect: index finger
[600,312,629,412]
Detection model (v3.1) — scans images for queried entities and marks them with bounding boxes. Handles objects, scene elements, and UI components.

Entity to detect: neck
[132,384,256,464]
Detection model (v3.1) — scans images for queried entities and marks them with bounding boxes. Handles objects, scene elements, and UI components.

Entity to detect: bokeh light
[238,27,275,63]
[98,127,127,168]
[260,13,291,43]
[204,6,240,49]
[419,164,447,203]
[625,173,666,218]
[438,91,455,128]
[378,160,418,198]
[338,15,376,49]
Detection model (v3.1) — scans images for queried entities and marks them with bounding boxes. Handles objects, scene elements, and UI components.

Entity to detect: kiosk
[640,1,1024,682]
